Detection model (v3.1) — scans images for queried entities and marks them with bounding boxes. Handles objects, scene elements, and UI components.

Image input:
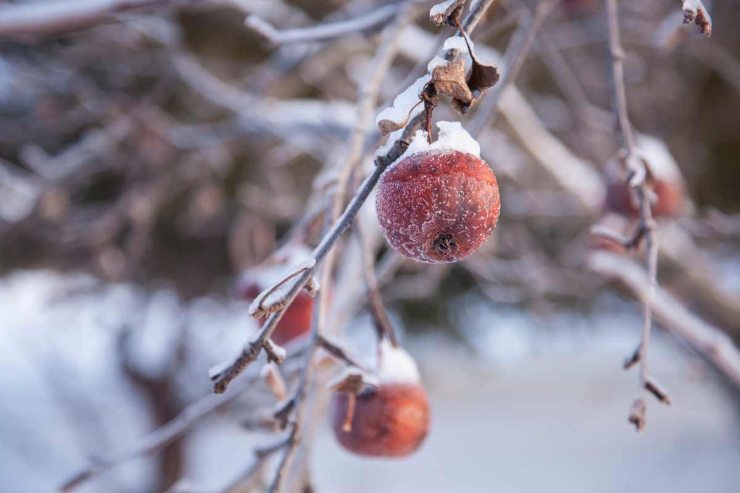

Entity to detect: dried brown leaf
[468,55,500,97]
[431,59,473,104]
[452,32,500,114]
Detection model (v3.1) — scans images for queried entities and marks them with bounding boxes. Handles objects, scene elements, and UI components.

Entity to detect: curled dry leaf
[453,32,500,113]
[430,51,500,114]
[429,0,466,27]
[430,58,473,104]
[682,0,712,37]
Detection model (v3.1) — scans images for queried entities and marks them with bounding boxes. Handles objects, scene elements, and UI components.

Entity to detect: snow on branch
[682,0,712,37]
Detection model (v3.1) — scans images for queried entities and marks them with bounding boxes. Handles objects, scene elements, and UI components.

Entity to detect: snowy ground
[0,271,738,493]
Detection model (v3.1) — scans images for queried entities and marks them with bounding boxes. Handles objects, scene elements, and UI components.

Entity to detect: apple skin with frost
[376,149,500,263]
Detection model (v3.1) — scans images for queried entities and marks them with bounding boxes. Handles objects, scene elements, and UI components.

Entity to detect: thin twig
[60,367,274,492]
[355,226,399,347]
[589,252,740,387]
[604,0,666,429]
[318,334,368,370]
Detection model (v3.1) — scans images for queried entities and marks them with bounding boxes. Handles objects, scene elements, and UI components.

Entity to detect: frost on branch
[429,0,466,26]
[375,75,429,134]
[239,246,318,319]
[682,0,712,37]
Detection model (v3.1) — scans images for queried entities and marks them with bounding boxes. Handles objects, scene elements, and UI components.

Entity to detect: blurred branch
[60,366,276,492]
[589,252,740,388]
[469,0,556,135]
[356,226,399,346]
[245,3,401,46]
[0,0,199,39]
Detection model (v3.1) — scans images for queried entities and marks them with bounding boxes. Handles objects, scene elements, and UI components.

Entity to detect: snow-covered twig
[681,0,712,37]
[209,2,419,395]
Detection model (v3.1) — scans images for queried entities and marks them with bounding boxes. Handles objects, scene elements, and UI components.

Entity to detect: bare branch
[604,0,664,427]
[356,225,399,347]
[589,252,740,388]
[61,369,265,492]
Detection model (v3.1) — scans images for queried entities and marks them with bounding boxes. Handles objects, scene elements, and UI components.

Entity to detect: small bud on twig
[628,398,647,432]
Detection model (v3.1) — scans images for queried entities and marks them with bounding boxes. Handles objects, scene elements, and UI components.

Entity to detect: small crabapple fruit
[330,341,430,458]
[603,140,686,219]
[605,178,684,219]
[376,149,500,263]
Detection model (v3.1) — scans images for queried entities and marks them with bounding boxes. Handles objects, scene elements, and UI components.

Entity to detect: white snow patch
[427,55,449,72]
[429,0,459,24]
[443,35,469,53]
[377,339,420,384]
[398,121,481,165]
[375,75,428,131]
[636,134,683,183]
